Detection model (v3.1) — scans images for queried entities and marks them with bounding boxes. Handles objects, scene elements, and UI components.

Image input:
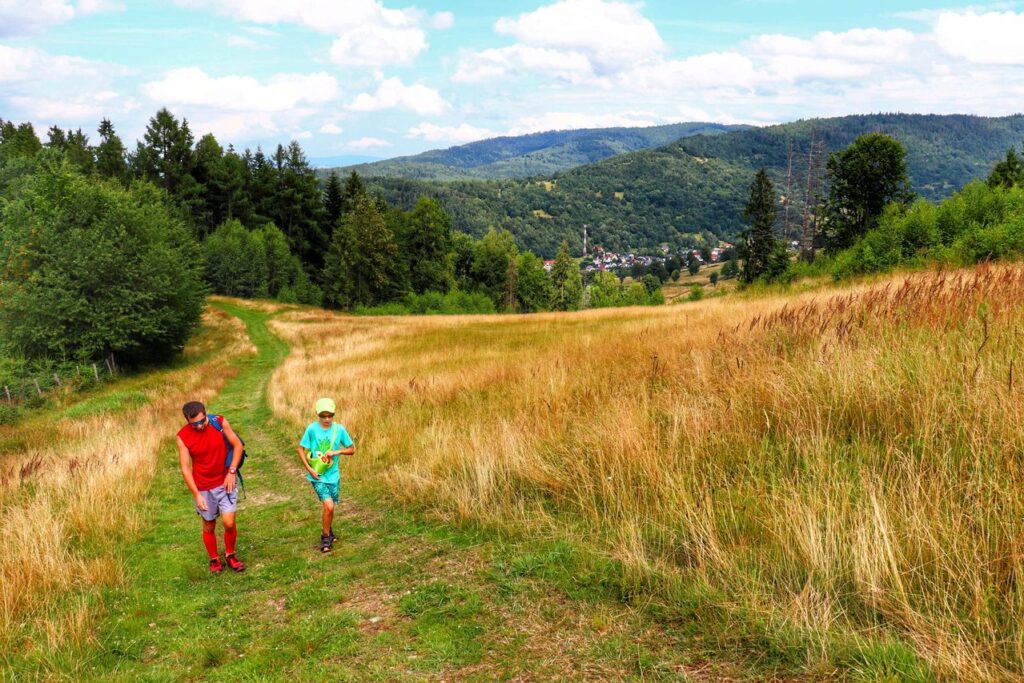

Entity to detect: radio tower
[583,224,588,257]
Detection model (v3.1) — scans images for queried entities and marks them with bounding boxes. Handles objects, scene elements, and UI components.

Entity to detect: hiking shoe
[209,557,224,574]
[319,533,332,553]
[327,530,337,549]
[225,554,246,572]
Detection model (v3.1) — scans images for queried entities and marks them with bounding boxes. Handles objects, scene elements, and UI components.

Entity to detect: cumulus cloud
[407,122,494,143]
[319,122,344,134]
[0,44,111,83]
[142,67,338,112]
[934,10,1024,65]
[0,0,122,37]
[494,0,663,73]
[178,0,438,68]
[348,77,448,115]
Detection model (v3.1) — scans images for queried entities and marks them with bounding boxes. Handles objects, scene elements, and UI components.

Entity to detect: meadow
[268,263,1024,680]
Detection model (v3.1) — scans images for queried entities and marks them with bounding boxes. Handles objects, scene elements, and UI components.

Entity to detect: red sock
[224,527,237,556]
[202,530,219,559]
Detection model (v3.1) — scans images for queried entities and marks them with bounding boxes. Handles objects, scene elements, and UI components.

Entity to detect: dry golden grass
[0,306,254,657]
[268,264,1024,679]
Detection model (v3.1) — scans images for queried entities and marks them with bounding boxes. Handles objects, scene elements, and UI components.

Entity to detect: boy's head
[315,397,335,427]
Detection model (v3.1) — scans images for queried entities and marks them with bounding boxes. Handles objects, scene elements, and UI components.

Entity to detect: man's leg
[201,518,219,559]
[221,511,237,556]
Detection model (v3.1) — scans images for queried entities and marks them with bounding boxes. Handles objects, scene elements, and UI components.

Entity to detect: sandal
[225,553,246,572]
[209,557,223,574]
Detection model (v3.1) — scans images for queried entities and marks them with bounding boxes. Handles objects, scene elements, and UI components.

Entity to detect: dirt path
[79,303,738,682]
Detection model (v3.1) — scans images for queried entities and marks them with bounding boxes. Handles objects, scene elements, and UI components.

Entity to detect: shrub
[0,160,204,364]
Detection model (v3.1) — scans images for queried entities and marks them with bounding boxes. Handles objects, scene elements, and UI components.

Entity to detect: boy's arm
[328,429,356,457]
[296,441,319,479]
[177,436,208,511]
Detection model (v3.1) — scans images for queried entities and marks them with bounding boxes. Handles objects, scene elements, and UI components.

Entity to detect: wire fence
[1,356,119,406]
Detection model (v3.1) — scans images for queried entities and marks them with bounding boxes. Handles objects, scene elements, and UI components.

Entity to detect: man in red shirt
[177,400,246,573]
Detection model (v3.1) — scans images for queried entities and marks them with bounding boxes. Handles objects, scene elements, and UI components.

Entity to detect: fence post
[93,363,100,380]
[53,374,62,387]
[33,379,42,396]
[3,386,9,403]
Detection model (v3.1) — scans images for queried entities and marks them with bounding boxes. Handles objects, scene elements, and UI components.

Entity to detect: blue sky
[2,0,1024,160]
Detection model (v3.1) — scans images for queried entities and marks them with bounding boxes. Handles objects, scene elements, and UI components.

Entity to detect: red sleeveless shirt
[177,420,227,491]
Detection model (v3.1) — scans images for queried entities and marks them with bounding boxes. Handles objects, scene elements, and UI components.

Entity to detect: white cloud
[294,130,313,140]
[178,0,436,67]
[430,11,454,29]
[454,45,596,84]
[8,94,109,121]
[348,77,448,115]
[0,45,113,83]
[328,25,426,67]
[934,10,1024,64]
[345,136,392,150]
[494,0,664,73]
[319,122,344,134]
[407,122,494,143]
[506,111,667,136]
[0,0,122,37]
[142,67,338,112]
[226,35,261,49]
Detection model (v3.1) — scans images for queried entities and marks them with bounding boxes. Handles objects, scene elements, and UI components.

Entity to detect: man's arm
[177,436,208,511]
[219,417,244,493]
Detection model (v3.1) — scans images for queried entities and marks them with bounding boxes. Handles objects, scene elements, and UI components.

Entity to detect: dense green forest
[333,122,745,180]
[360,114,1024,257]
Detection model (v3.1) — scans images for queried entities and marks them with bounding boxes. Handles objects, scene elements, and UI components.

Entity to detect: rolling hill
[360,113,1024,257]
[332,122,747,180]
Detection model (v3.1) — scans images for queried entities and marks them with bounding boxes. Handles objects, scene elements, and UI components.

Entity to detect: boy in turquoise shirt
[297,397,355,552]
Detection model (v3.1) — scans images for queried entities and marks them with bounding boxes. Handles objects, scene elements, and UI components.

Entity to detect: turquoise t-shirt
[300,421,353,485]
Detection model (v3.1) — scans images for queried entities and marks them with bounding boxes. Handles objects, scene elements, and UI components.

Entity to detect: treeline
[736,131,1024,284]
[308,173,662,315]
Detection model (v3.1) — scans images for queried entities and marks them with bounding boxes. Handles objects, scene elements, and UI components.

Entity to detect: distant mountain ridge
[360,113,1024,257]
[331,122,748,180]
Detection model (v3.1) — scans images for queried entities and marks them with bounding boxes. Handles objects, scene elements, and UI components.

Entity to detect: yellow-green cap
[315,397,336,414]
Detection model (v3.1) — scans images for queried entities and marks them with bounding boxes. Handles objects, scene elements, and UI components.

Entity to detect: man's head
[182,401,208,430]
[315,397,335,427]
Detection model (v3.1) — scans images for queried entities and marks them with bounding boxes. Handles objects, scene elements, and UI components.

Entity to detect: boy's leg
[222,511,237,555]
[201,517,219,559]
[321,497,334,536]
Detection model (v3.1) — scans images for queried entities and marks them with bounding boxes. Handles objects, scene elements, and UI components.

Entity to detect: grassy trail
[80,302,720,681]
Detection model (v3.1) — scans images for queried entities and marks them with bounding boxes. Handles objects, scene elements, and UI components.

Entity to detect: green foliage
[355,289,496,316]
[988,147,1024,189]
[709,271,719,286]
[322,193,403,309]
[824,133,914,252]
[741,170,790,284]
[827,181,1024,279]
[204,220,318,303]
[403,197,454,294]
[687,284,705,301]
[549,241,583,311]
[0,160,204,364]
[516,252,551,312]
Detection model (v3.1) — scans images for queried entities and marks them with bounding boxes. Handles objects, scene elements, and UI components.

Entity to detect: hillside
[333,122,745,180]
[362,113,1024,257]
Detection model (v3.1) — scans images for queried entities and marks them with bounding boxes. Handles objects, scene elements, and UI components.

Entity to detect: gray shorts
[195,486,238,521]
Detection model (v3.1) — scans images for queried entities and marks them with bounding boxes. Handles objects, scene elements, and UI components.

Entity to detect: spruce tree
[404,197,453,294]
[96,118,129,185]
[324,171,343,226]
[549,240,582,311]
[740,169,788,284]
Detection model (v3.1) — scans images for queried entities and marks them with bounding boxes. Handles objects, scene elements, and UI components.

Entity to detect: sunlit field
[0,307,254,665]
[269,264,1024,679]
